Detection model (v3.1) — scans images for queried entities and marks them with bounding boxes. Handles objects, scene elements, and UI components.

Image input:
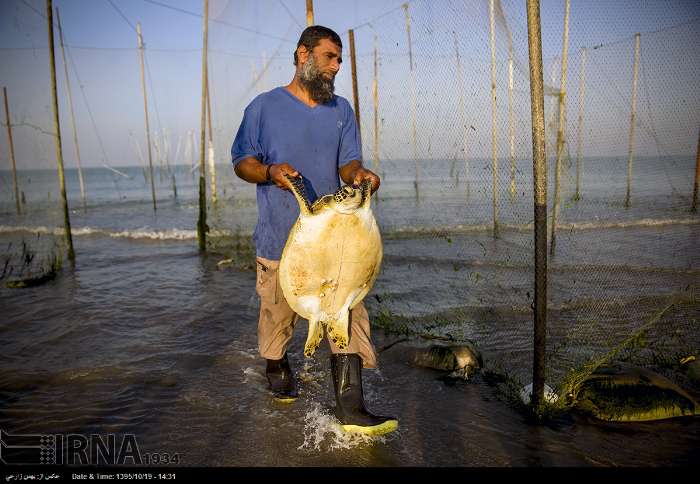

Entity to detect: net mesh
[1,0,698,407]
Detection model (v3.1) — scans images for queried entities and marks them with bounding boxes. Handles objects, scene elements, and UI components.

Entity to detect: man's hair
[293,25,342,66]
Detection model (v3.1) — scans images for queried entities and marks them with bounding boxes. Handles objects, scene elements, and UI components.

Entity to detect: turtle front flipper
[304,317,324,357]
[283,173,313,216]
[359,179,373,209]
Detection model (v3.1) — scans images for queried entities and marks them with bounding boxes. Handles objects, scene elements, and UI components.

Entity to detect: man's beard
[299,55,335,104]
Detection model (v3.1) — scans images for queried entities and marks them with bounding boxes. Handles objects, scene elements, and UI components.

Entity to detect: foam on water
[242,366,268,392]
[0,224,244,240]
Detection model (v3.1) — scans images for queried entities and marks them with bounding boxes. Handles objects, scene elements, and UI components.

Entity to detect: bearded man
[231,26,398,435]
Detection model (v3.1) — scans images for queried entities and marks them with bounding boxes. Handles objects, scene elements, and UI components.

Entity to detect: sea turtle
[278,174,382,357]
[411,343,483,380]
[565,364,700,421]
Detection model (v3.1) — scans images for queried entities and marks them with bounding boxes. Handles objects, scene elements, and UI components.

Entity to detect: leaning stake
[56,7,86,208]
[549,0,570,256]
[137,23,157,212]
[348,29,361,145]
[3,87,21,215]
[47,0,75,263]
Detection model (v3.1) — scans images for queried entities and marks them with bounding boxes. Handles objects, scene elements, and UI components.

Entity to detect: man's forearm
[234,157,269,184]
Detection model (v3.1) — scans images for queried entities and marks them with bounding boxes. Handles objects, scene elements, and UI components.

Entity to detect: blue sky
[1,0,699,169]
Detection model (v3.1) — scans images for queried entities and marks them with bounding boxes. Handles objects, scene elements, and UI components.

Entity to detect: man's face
[298,38,342,104]
[309,38,342,79]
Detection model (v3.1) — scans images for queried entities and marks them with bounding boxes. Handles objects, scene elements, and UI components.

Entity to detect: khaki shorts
[255,256,377,368]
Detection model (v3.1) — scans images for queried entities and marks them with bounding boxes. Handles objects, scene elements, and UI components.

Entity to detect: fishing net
[1,0,698,407]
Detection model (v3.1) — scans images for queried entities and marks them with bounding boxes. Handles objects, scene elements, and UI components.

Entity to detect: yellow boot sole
[273,395,298,404]
[340,419,399,436]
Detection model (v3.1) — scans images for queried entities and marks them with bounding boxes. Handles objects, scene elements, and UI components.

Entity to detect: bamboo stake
[549,0,570,256]
[47,0,74,263]
[56,7,86,208]
[691,127,699,212]
[546,59,558,162]
[348,29,361,144]
[454,31,469,197]
[163,129,177,200]
[190,129,197,181]
[372,34,380,203]
[3,87,21,215]
[403,3,419,199]
[489,0,499,237]
[197,0,209,252]
[574,47,586,201]
[625,33,640,209]
[206,77,217,205]
[137,23,156,212]
[526,0,547,410]
[508,46,516,200]
[306,0,314,26]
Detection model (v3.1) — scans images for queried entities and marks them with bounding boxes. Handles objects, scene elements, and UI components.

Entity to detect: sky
[0,0,699,170]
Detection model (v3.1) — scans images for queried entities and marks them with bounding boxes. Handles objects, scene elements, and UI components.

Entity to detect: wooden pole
[526,0,547,410]
[47,0,75,263]
[489,0,499,237]
[137,23,157,212]
[454,31,469,197]
[197,0,209,252]
[306,0,314,26]
[56,7,86,208]
[625,33,640,208]
[549,0,570,256]
[3,88,21,215]
[691,127,700,212]
[348,29,361,144]
[574,47,587,201]
[403,3,418,199]
[206,77,217,205]
[372,34,380,203]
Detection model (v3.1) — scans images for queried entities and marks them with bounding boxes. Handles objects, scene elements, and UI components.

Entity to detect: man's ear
[297,45,309,64]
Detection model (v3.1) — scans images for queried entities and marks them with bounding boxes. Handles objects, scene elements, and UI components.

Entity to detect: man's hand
[351,167,380,194]
[269,163,300,190]
[340,160,381,194]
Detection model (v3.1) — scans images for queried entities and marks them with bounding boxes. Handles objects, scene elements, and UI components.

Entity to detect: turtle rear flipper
[326,311,350,350]
[303,317,324,357]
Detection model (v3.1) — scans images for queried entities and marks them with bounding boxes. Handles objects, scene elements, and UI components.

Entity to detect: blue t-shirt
[231,87,362,260]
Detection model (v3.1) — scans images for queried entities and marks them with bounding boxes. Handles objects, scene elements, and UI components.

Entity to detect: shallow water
[1,230,698,466]
[1,154,698,466]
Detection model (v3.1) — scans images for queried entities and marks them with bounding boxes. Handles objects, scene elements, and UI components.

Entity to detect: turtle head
[330,184,363,214]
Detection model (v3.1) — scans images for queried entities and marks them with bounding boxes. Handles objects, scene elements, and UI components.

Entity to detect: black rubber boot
[330,353,398,435]
[266,353,298,403]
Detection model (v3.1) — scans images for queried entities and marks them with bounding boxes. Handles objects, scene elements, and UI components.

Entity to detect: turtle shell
[278,176,381,357]
[571,364,700,421]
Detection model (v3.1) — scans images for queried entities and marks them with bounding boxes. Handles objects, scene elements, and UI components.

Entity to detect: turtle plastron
[279,176,382,358]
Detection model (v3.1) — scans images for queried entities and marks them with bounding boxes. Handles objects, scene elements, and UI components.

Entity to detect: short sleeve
[338,99,362,168]
[231,99,265,166]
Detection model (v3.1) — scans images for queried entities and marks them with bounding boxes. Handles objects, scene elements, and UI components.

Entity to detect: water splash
[298,401,387,451]
[242,366,268,392]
